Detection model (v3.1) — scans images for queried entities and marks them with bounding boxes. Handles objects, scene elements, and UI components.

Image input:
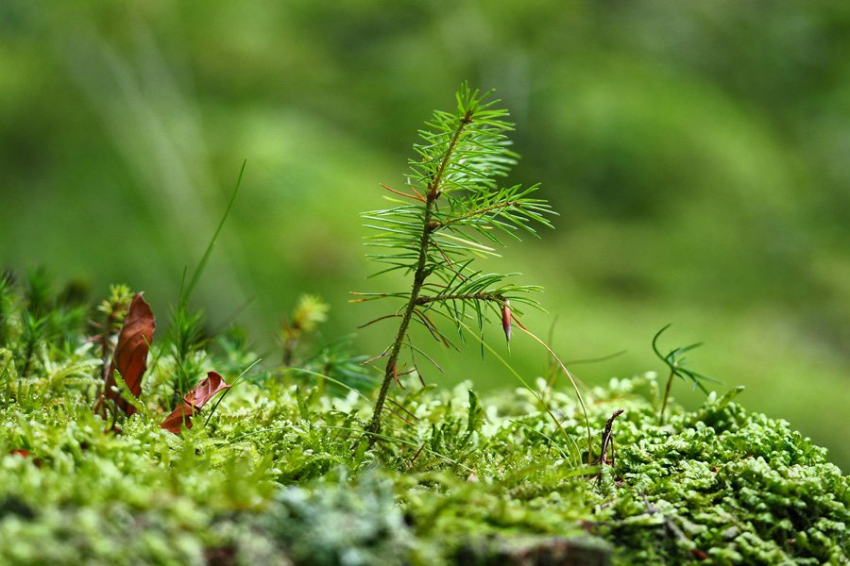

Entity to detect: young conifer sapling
[354,85,555,437]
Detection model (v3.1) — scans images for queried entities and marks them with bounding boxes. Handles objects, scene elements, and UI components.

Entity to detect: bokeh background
[2,1,848,467]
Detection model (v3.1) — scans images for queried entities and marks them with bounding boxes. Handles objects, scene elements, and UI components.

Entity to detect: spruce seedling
[356,85,554,437]
[653,324,720,425]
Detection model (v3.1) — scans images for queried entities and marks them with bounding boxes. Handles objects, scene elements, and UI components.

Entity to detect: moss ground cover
[0,278,847,565]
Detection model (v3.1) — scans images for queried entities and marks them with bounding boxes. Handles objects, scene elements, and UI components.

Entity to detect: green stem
[367,110,472,439]
[513,319,594,465]
[21,340,34,379]
[433,201,517,229]
[98,309,119,381]
[659,370,675,425]
[415,292,503,305]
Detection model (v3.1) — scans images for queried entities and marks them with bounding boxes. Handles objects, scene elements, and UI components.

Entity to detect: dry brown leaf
[95,293,156,417]
[184,372,231,410]
[160,401,196,434]
[161,371,231,434]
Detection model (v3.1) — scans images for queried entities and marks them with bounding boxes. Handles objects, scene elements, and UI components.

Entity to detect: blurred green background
[1,1,848,467]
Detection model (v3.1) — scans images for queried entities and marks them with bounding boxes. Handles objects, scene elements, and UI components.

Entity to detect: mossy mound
[0,281,846,565]
[1,357,847,565]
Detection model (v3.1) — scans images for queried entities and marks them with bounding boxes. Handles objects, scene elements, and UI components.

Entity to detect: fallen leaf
[160,402,196,434]
[161,371,231,434]
[95,293,156,417]
[184,371,231,410]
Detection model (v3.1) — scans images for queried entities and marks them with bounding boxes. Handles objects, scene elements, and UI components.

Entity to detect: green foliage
[165,302,208,406]
[250,473,419,566]
[282,294,331,366]
[162,163,246,408]
[652,324,718,395]
[652,324,720,425]
[1,1,849,471]
[279,295,377,394]
[598,380,849,564]
[361,84,552,319]
[359,85,554,435]
[0,283,846,565]
[0,74,845,563]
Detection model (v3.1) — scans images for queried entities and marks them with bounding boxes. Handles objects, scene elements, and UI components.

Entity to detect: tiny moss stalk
[659,369,675,425]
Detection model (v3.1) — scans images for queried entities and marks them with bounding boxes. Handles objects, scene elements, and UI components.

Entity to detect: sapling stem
[367,110,472,439]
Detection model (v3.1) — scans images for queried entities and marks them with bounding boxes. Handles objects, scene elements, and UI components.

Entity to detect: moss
[0,284,846,565]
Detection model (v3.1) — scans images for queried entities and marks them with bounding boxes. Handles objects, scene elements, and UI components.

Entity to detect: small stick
[390,363,403,388]
[360,347,390,366]
[595,409,624,482]
[381,183,426,202]
[358,313,403,329]
[387,407,414,426]
[600,409,624,467]
[408,443,426,467]
[388,397,419,420]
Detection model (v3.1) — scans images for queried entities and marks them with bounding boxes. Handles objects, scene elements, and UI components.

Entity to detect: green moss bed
[0,291,847,565]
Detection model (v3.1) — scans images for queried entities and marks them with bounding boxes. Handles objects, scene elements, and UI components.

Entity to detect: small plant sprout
[653,324,720,425]
[282,294,330,366]
[354,84,555,437]
[92,284,133,381]
[595,408,624,482]
[167,161,246,405]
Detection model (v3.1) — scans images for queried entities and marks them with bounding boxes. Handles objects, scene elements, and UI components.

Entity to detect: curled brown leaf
[161,371,231,434]
[160,402,197,434]
[95,293,156,417]
[184,372,231,410]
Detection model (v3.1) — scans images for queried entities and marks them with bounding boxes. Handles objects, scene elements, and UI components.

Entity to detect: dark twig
[596,409,624,481]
